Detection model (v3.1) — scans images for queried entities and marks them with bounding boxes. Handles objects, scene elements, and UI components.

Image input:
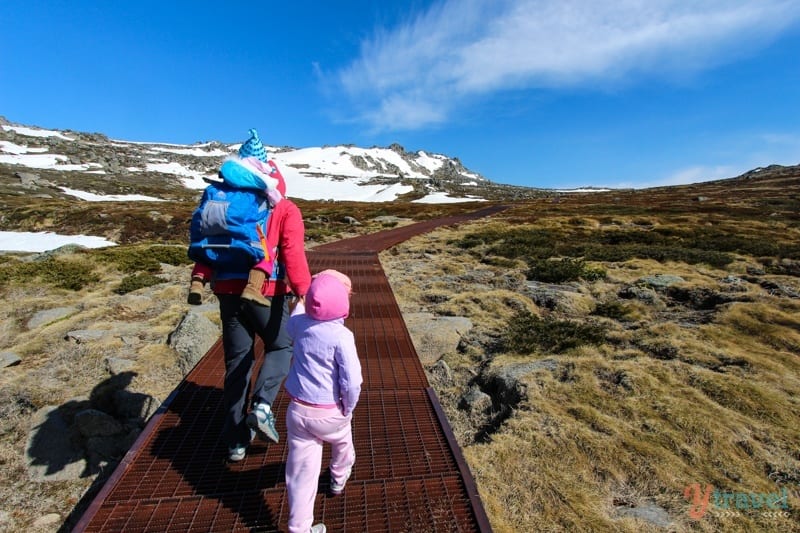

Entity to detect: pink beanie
[314,269,352,294]
[306,271,351,321]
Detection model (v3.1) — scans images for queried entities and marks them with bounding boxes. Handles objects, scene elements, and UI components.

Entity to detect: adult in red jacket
[191,145,311,462]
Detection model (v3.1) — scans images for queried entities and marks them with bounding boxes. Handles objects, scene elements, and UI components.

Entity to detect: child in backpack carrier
[188,129,286,307]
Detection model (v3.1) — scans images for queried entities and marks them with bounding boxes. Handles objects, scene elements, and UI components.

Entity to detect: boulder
[404,313,473,365]
[74,409,124,438]
[168,311,219,375]
[27,306,78,329]
[26,406,87,482]
[638,274,685,290]
[0,351,21,368]
[459,386,493,415]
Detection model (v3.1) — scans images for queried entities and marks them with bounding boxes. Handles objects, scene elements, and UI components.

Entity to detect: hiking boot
[330,465,352,495]
[310,524,326,533]
[247,403,279,443]
[187,277,205,305]
[241,268,271,307]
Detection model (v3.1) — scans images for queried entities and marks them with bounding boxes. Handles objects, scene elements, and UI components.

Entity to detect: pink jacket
[284,274,362,415]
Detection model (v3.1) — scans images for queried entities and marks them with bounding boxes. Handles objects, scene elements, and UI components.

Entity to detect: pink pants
[286,401,355,533]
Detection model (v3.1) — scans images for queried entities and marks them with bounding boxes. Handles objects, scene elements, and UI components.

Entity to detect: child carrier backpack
[188,181,271,277]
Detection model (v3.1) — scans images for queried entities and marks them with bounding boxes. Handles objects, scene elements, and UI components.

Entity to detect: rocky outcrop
[167,311,220,375]
[404,313,473,365]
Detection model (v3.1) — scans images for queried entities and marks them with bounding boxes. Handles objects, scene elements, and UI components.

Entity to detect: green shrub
[526,257,606,283]
[0,258,99,290]
[115,273,163,294]
[571,244,733,268]
[93,245,191,273]
[592,301,633,321]
[502,310,606,354]
[454,227,559,259]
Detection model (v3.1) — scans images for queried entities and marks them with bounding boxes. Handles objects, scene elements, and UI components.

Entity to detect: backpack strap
[256,223,270,262]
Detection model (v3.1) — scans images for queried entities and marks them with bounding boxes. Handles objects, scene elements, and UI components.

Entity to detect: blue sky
[2,1,800,189]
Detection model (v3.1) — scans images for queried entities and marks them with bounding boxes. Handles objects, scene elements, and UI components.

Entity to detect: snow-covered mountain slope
[0,119,534,203]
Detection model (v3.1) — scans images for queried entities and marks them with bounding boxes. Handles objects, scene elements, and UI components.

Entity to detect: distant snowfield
[412,192,485,204]
[59,186,164,202]
[0,231,116,253]
[2,124,74,140]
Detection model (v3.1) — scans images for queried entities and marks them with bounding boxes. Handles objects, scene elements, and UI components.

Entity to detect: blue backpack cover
[188,181,270,277]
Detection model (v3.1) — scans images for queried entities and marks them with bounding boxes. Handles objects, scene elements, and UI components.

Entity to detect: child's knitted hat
[314,269,353,295]
[238,128,268,163]
[306,270,352,321]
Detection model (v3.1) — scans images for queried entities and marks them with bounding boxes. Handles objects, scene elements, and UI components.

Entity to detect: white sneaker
[330,465,352,495]
[310,524,326,533]
[228,446,246,462]
[247,403,279,443]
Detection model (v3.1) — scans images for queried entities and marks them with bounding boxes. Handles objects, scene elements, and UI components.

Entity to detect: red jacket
[192,198,311,297]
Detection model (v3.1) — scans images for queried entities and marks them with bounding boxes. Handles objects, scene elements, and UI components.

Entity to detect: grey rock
[525,281,585,311]
[342,216,361,225]
[65,329,106,343]
[34,244,88,261]
[481,359,558,405]
[84,429,138,465]
[14,171,43,188]
[373,216,410,224]
[105,357,137,375]
[459,386,493,414]
[404,313,473,365]
[615,502,672,528]
[428,359,453,385]
[638,274,685,290]
[74,409,124,437]
[0,351,21,368]
[26,406,87,482]
[618,285,658,303]
[168,311,220,375]
[113,389,160,422]
[32,514,62,529]
[27,306,78,329]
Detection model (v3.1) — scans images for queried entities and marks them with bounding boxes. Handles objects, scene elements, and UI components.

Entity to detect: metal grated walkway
[73,205,505,532]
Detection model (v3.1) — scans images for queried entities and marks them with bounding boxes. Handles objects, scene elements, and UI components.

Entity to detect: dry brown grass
[381,195,800,532]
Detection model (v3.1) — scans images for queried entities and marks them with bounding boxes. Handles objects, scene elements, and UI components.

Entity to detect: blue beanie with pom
[238,128,268,162]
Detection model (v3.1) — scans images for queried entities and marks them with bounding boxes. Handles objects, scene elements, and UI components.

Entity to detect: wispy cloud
[625,130,800,188]
[333,0,800,131]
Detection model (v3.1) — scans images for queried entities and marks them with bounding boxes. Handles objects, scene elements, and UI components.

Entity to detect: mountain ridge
[2,116,799,205]
[1,116,547,203]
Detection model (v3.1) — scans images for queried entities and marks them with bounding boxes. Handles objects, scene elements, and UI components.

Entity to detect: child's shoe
[310,524,326,533]
[187,275,205,305]
[330,465,352,495]
[240,268,271,307]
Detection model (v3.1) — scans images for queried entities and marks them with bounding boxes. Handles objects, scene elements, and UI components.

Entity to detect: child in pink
[284,270,361,533]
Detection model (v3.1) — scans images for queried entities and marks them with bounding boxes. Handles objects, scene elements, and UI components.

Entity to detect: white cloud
[335,0,800,130]
[650,165,736,187]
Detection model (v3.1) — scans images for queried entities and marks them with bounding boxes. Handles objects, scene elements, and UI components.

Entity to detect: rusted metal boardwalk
[74,205,505,532]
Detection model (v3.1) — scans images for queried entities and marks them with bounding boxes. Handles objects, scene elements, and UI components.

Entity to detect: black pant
[218,294,292,449]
